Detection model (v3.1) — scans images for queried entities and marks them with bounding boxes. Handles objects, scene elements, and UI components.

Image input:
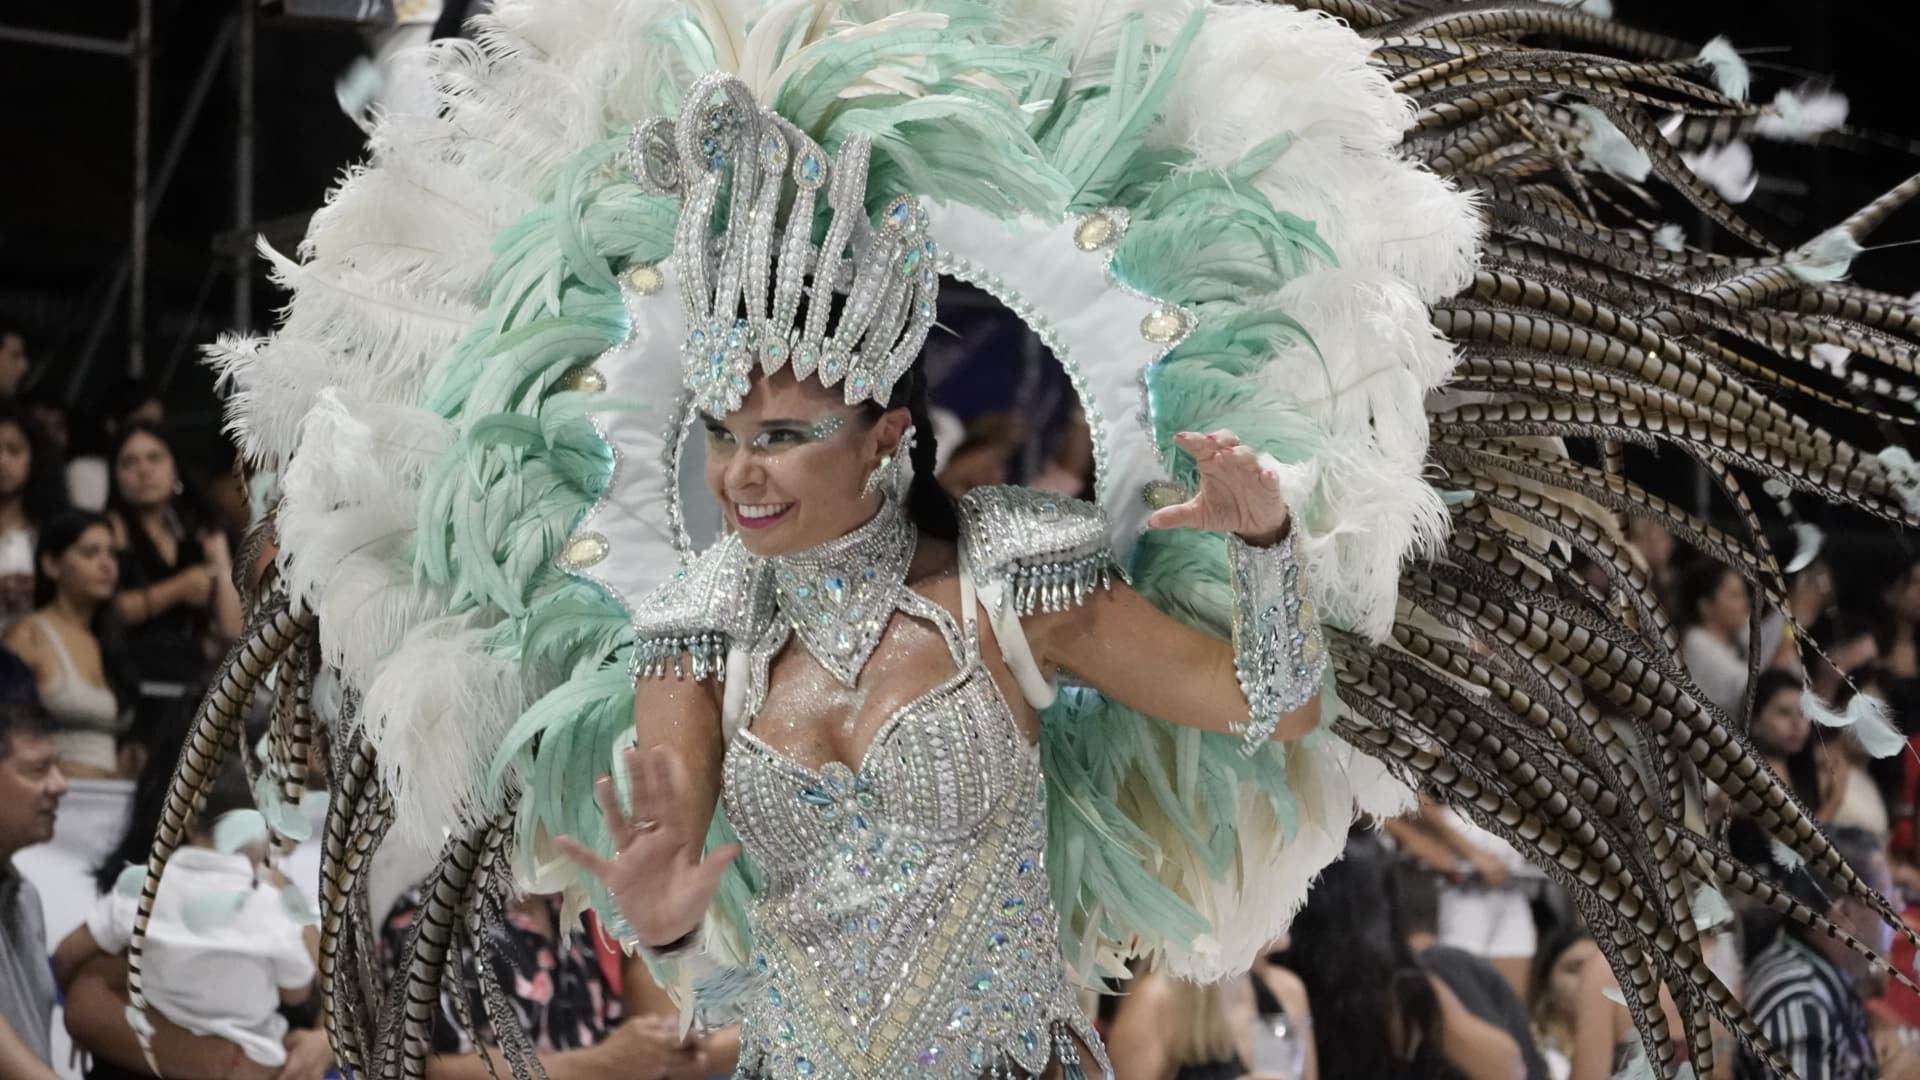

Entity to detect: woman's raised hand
[1146,430,1293,545]
[554,744,740,949]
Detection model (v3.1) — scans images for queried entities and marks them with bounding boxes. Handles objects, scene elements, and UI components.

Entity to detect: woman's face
[114,430,177,510]
[1547,938,1600,1017]
[1699,571,1751,634]
[1752,686,1811,757]
[0,421,29,499]
[43,523,119,603]
[701,371,907,557]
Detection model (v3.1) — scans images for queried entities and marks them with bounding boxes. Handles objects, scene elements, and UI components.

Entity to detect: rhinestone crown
[630,74,939,415]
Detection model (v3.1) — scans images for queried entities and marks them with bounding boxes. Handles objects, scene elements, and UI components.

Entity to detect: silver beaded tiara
[629,73,939,416]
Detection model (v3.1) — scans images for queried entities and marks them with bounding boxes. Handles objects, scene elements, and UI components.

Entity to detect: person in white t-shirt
[1387,795,1542,1000]
[52,760,315,1068]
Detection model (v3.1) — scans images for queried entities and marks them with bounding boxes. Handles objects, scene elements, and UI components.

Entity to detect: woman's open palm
[1146,430,1293,541]
[555,744,740,949]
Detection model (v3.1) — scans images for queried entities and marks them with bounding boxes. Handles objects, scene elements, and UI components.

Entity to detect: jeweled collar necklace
[764,495,916,688]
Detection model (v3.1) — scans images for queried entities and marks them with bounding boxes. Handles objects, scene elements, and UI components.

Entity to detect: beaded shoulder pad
[630,534,775,680]
[957,485,1121,616]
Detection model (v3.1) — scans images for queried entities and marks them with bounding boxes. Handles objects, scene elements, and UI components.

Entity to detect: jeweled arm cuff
[1227,529,1326,755]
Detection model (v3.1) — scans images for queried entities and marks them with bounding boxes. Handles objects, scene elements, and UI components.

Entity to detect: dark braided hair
[862,360,958,541]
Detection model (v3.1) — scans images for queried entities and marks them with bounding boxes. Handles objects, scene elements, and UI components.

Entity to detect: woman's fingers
[593,775,627,841]
[694,843,743,887]
[1146,498,1205,531]
[553,834,612,882]
[624,744,658,833]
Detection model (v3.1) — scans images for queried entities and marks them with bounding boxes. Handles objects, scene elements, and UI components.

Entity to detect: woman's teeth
[737,503,791,520]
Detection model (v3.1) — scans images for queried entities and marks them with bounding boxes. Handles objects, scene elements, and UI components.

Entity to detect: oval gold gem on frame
[1072,207,1129,252]
[1140,306,1191,344]
[1073,215,1115,252]
[1141,480,1190,511]
[625,263,666,295]
[558,366,607,393]
[562,532,610,569]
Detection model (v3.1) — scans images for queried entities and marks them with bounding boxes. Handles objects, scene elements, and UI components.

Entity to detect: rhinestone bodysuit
[719,513,1107,1078]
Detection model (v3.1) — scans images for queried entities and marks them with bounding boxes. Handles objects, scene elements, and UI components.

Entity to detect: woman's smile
[734,502,795,530]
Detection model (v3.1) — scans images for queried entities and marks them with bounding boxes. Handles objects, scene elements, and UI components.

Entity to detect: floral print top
[379,887,622,1054]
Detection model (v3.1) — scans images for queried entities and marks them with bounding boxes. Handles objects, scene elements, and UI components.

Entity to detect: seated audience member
[380,884,720,1079]
[0,321,29,400]
[53,760,314,1072]
[3,510,134,778]
[1106,956,1317,1080]
[1394,859,1550,1080]
[1679,559,1813,720]
[1388,794,1540,999]
[1528,928,1600,1080]
[1736,825,1893,1080]
[58,725,330,1080]
[1282,832,1528,1080]
[0,401,70,631]
[0,698,67,1080]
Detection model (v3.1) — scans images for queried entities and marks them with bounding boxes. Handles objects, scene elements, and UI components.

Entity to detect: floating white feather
[1570,104,1651,182]
[1789,226,1865,283]
[1754,87,1849,142]
[1681,140,1757,204]
[1696,37,1749,101]
[1804,685,1909,759]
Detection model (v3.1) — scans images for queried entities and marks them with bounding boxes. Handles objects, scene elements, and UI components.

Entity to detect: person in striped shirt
[1737,826,1897,1080]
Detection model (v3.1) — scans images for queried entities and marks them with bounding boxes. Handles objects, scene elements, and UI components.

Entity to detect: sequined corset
[721,607,1105,1079]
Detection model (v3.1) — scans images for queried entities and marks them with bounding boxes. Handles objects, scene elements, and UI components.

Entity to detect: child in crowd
[53,760,315,1069]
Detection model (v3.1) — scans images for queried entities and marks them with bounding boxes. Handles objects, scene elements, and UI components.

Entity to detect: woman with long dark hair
[1,510,135,777]
[0,400,69,629]
[1280,838,1526,1080]
[104,422,241,738]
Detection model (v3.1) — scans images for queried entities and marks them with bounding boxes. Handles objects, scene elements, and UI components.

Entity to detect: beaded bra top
[688,492,1113,1079]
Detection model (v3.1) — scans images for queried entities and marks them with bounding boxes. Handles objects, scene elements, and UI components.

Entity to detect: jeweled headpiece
[630,74,939,415]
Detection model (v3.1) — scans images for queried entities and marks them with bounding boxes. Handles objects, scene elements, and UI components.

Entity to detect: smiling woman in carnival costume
[118,1,1920,1078]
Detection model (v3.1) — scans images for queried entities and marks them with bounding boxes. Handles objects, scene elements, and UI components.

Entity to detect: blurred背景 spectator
[1624,515,1677,614]
[1281,833,1528,1080]
[2,511,135,779]
[1394,858,1549,1080]
[53,759,316,1073]
[1736,825,1894,1080]
[1749,669,1819,805]
[0,401,72,630]
[936,412,1022,497]
[1527,927,1600,1080]
[105,422,241,746]
[58,721,330,1080]
[0,322,30,400]
[1387,794,1541,1001]
[1106,958,1318,1080]
[1679,559,1815,718]
[66,380,166,514]
[379,886,716,1079]
[0,697,68,1080]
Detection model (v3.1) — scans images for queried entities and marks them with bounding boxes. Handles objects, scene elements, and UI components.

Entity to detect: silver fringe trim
[1008,555,1118,616]
[635,632,730,681]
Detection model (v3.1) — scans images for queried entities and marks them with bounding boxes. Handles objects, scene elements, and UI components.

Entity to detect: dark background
[0,1,1915,451]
